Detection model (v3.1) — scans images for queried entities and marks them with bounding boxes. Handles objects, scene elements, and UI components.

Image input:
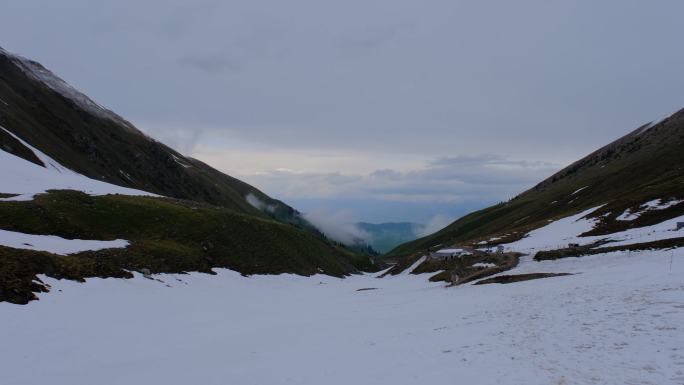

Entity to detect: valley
[1,9,684,383]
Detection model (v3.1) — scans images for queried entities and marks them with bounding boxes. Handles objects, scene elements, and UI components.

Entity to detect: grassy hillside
[0,47,380,305]
[0,47,311,230]
[389,109,684,257]
[0,190,375,304]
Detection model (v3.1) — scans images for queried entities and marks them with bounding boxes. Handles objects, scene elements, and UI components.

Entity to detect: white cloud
[245,193,276,213]
[302,209,371,246]
[415,214,455,237]
[137,123,205,156]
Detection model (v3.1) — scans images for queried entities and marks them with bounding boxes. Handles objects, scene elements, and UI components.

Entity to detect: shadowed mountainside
[389,109,684,257]
[0,46,311,229]
[0,47,376,304]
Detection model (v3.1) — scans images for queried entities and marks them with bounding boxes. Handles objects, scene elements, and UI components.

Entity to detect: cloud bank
[236,153,560,205]
[415,214,455,237]
[223,151,561,224]
[4,0,683,224]
[302,209,371,246]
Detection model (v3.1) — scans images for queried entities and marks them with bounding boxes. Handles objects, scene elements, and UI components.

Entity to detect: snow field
[1,247,682,385]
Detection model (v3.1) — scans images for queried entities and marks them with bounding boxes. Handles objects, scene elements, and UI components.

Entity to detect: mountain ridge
[0,46,313,229]
[389,108,684,257]
[0,47,375,304]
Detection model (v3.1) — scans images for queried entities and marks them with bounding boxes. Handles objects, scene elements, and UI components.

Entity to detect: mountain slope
[390,108,684,257]
[0,46,308,228]
[0,47,374,303]
[0,190,371,304]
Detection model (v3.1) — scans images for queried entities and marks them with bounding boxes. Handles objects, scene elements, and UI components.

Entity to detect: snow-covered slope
[2,247,682,385]
[0,129,141,254]
[616,199,684,221]
[501,203,684,254]
[0,229,128,255]
[0,126,156,200]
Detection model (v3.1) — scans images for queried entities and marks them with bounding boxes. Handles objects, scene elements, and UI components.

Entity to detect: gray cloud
[179,54,240,74]
[4,0,682,161]
[158,1,220,41]
[429,155,557,170]
[138,124,205,156]
[237,154,560,209]
[2,1,683,223]
[333,22,411,59]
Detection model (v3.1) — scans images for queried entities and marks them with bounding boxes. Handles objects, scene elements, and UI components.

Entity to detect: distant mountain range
[0,46,375,304]
[356,222,424,254]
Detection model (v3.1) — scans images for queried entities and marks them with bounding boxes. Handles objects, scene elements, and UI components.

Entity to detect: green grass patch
[0,190,375,304]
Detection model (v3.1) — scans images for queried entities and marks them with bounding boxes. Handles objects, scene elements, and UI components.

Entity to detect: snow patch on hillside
[1,126,72,173]
[504,206,601,253]
[0,229,128,255]
[403,255,427,274]
[617,199,683,221]
[0,127,156,200]
[571,186,588,195]
[472,262,496,268]
[170,154,192,168]
[502,205,684,254]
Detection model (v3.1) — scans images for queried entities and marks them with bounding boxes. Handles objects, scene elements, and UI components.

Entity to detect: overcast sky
[2,0,683,224]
